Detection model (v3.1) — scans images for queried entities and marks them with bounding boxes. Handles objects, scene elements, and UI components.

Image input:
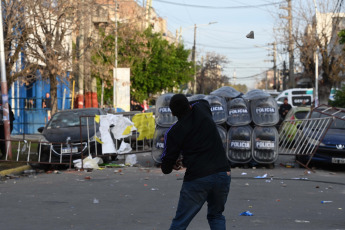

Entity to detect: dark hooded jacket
[161,99,230,181]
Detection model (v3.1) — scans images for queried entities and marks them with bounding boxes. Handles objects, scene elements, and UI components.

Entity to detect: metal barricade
[0,112,155,169]
[279,117,333,155]
[278,116,334,169]
[278,104,345,169]
[0,138,81,169]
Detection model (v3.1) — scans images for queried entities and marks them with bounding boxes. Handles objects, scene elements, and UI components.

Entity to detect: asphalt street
[0,153,344,230]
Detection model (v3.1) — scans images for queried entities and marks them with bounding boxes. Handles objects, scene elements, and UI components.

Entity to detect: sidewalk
[0,134,42,177]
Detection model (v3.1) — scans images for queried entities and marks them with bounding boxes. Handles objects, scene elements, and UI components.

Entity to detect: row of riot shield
[155,93,228,127]
[151,125,228,164]
[155,91,280,128]
[153,90,279,165]
[151,125,278,164]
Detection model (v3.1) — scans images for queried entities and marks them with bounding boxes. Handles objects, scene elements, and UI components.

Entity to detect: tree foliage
[329,86,345,108]
[92,27,194,103]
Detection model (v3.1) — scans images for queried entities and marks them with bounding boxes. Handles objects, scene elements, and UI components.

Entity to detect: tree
[275,0,345,105]
[329,86,345,108]
[2,0,38,89]
[24,0,85,114]
[92,27,194,103]
[197,52,229,94]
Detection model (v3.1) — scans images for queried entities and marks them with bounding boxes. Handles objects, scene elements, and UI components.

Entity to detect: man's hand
[173,159,183,170]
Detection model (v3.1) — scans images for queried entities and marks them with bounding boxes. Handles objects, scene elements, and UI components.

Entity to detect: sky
[139,0,286,90]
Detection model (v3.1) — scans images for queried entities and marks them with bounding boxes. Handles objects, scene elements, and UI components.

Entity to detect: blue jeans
[169,171,231,230]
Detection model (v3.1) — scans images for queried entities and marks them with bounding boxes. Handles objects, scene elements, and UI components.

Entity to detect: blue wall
[9,71,71,134]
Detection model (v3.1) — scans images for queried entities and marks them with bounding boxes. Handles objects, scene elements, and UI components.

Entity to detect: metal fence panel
[1,112,154,169]
[278,117,333,156]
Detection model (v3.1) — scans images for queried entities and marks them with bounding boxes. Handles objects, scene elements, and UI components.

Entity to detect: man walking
[161,94,231,230]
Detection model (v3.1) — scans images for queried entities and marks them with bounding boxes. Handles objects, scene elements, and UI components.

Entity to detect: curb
[0,165,32,177]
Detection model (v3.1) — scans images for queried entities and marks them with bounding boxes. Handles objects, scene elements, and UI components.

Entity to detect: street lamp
[191,22,217,94]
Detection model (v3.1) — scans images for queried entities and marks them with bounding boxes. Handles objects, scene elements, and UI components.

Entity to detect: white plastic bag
[73,156,102,169]
[117,141,132,154]
[125,154,137,166]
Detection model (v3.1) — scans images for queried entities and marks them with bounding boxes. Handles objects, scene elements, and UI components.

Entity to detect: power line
[183,40,269,50]
[237,69,272,79]
[226,66,273,68]
[154,0,285,9]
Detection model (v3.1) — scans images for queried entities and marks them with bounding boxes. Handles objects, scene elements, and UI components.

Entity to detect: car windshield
[310,110,345,130]
[295,111,309,119]
[47,110,101,128]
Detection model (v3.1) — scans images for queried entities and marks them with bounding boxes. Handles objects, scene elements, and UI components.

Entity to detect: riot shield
[151,126,168,164]
[217,125,227,151]
[210,86,242,99]
[251,97,279,126]
[227,125,253,163]
[242,89,270,100]
[252,126,278,164]
[155,93,177,127]
[151,125,227,164]
[227,98,251,126]
[187,94,205,102]
[204,95,227,125]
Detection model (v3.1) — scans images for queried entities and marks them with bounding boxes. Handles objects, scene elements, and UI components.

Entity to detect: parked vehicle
[279,106,311,144]
[275,88,313,107]
[296,106,345,166]
[36,108,106,164]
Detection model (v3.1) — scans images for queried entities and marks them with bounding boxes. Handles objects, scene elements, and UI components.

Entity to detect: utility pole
[313,0,319,107]
[288,0,294,88]
[267,42,277,89]
[192,24,197,94]
[189,22,217,94]
[283,61,288,90]
[77,0,85,108]
[273,42,277,89]
[113,0,118,111]
[0,6,12,159]
[280,0,294,88]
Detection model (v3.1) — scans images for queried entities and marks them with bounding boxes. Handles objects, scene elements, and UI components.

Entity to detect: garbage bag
[117,141,132,154]
[155,94,178,127]
[73,156,102,169]
[125,154,137,166]
[227,98,251,126]
[227,125,253,163]
[252,126,279,164]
